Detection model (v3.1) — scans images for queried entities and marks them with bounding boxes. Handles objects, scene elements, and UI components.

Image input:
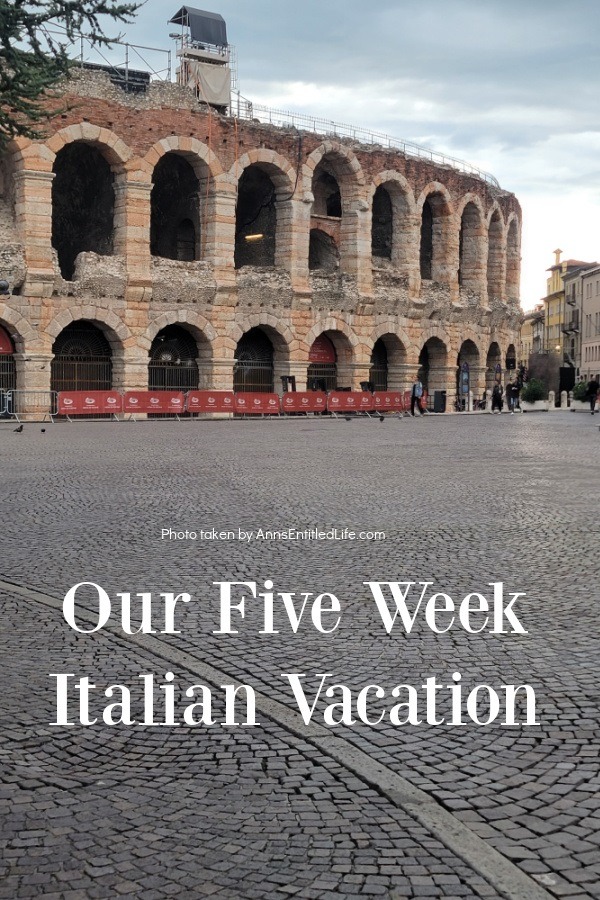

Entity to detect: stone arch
[370,172,417,273]
[457,194,486,295]
[231,319,292,393]
[306,144,367,279]
[506,216,521,303]
[418,334,449,397]
[50,319,118,393]
[231,150,297,271]
[52,141,117,279]
[456,338,481,408]
[486,340,503,391]
[143,311,216,352]
[0,306,35,353]
[144,136,223,182]
[369,330,409,391]
[487,205,506,302]
[304,317,359,354]
[304,142,366,201]
[416,182,454,285]
[305,327,356,392]
[46,308,129,358]
[0,319,17,393]
[45,124,132,171]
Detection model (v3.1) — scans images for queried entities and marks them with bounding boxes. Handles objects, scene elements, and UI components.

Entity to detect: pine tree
[0,0,140,145]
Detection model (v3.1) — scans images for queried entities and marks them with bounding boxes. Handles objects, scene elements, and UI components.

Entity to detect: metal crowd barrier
[4,391,58,423]
[10,389,434,423]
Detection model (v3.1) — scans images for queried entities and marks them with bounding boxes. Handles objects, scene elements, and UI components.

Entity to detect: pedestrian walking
[587,376,599,415]
[411,377,425,416]
[512,380,522,412]
[506,379,520,413]
[491,382,504,414]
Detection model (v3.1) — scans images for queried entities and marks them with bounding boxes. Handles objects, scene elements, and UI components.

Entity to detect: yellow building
[543,249,594,356]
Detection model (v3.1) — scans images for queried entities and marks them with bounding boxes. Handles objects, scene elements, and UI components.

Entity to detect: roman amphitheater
[0,53,522,414]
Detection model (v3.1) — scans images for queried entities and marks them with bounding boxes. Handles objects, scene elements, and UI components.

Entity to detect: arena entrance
[369,339,388,391]
[0,325,16,415]
[234,328,274,393]
[51,322,112,392]
[307,335,337,391]
[149,326,200,391]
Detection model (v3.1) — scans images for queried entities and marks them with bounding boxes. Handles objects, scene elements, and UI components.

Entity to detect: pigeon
[13,424,23,433]
[379,416,385,423]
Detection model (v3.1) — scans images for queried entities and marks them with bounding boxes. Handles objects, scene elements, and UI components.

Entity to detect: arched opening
[0,325,16,404]
[371,186,392,259]
[419,337,448,400]
[486,341,502,391]
[506,343,517,373]
[420,200,433,280]
[456,339,480,410]
[459,202,483,292]
[52,143,115,281]
[487,211,504,300]
[420,192,450,283]
[506,220,520,302]
[151,153,200,261]
[234,328,274,392]
[312,168,341,218]
[309,229,339,272]
[149,325,200,391]
[51,322,112,392]
[235,166,277,268]
[369,339,388,391]
[307,334,337,391]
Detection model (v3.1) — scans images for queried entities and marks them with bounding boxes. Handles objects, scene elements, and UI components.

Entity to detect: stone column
[289,195,311,300]
[112,351,148,394]
[341,200,373,295]
[14,170,55,297]
[12,352,53,418]
[113,177,153,308]
[206,181,237,292]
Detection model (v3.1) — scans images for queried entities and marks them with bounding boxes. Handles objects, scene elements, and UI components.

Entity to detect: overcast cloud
[98,0,600,308]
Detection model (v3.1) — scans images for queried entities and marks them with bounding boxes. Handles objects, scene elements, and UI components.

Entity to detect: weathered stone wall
[0,69,522,406]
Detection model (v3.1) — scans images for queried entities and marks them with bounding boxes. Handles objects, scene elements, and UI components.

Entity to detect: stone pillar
[289,195,311,298]
[211,357,235,391]
[341,201,373,295]
[112,352,148,394]
[14,170,55,297]
[113,177,153,307]
[12,353,53,418]
[206,182,236,291]
[389,363,416,393]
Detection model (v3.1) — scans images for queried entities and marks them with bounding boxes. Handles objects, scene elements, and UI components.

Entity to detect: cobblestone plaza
[1,412,599,900]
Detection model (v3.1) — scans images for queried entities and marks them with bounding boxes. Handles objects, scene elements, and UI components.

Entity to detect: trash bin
[433,390,446,413]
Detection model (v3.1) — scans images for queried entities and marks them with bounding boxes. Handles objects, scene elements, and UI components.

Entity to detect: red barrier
[234,393,281,415]
[123,391,185,415]
[281,391,327,413]
[373,391,405,413]
[186,391,235,414]
[327,391,375,413]
[58,391,122,416]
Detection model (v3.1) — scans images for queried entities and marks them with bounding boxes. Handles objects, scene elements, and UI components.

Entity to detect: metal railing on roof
[229,93,500,188]
[43,24,499,187]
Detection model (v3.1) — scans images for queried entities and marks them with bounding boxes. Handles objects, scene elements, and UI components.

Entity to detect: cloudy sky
[92,0,600,309]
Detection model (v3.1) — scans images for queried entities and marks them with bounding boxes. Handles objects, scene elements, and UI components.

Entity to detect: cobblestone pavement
[1,412,599,899]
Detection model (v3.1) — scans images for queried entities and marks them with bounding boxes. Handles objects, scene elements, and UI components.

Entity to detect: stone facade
[0,70,522,410]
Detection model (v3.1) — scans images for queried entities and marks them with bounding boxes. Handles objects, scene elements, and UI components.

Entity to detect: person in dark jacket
[411,378,425,416]
[491,382,504,414]
[587,376,599,414]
